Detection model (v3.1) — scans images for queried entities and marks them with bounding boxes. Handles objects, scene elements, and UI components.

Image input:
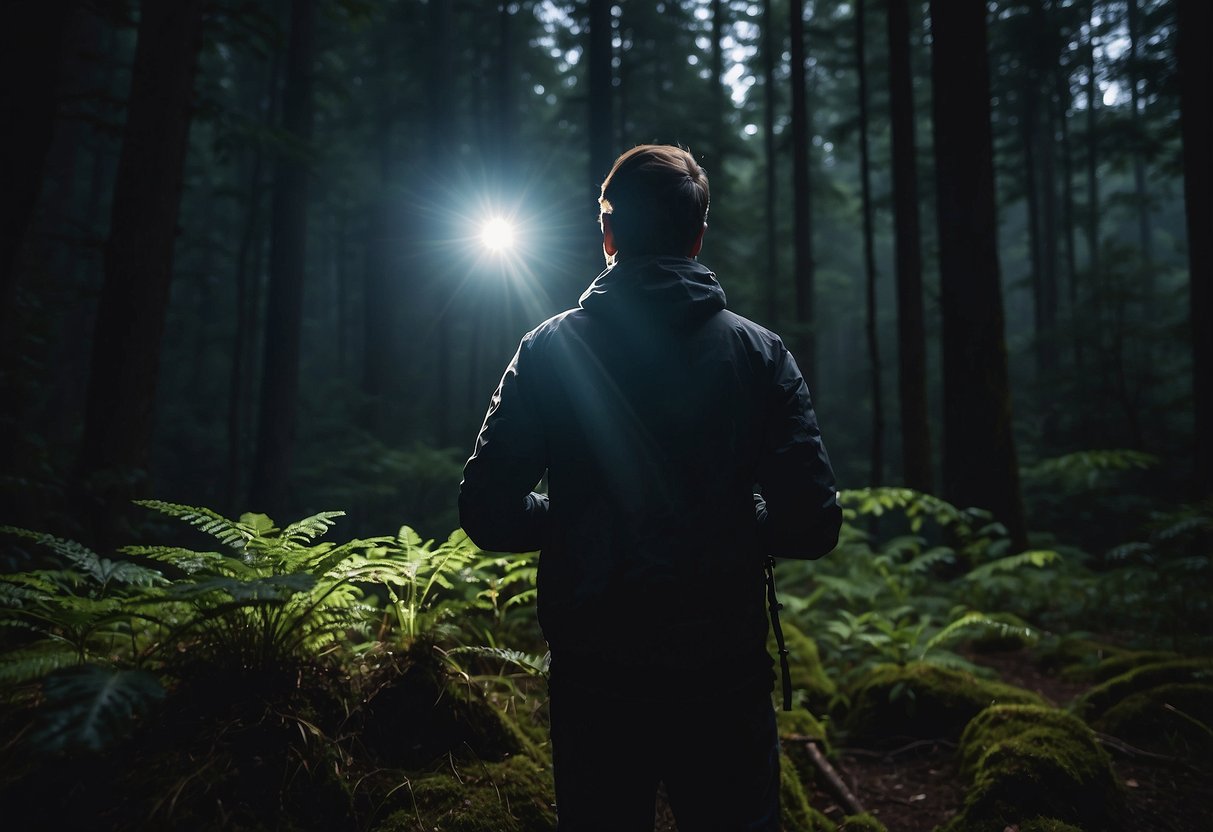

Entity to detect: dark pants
[547,670,781,832]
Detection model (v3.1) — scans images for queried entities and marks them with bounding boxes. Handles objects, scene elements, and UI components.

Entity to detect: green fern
[30,664,165,753]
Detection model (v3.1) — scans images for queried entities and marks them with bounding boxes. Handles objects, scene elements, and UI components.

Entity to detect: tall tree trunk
[588,0,614,198]
[711,0,727,181]
[496,2,516,173]
[225,141,265,513]
[1022,69,1046,378]
[886,0,932,493]
[788,0,815,379]
[1126,0,1152,266]
[856,0,882,488]
[1050,0,1080,376]
[363,23,396,438]
[249,0,316,517]
[0,0,76,328]
[427,0,454,447]
[928,0,1027,548]
[1176,0,1212,493]
[76,0,208,542]
[762,0,779,325]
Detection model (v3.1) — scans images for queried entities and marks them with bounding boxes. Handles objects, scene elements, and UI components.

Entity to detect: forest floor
[653,646,1213,832]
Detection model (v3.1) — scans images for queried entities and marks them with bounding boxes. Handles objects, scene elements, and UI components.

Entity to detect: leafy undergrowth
[0,479,1210,830]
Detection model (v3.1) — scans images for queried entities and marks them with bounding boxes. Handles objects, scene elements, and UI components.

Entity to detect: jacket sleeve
[458,334,549,553]
[754,341,842,559]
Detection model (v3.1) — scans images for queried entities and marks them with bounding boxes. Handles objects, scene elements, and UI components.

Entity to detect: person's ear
[602,213,618,257]
[688,222,706,257]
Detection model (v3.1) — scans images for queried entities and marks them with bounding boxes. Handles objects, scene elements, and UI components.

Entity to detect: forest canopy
[2,2,1211,830]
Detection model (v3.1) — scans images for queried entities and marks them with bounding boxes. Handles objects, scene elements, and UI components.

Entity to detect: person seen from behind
[460,144,842,831]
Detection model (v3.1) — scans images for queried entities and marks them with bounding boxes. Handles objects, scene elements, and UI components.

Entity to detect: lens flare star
[480,217,515,252]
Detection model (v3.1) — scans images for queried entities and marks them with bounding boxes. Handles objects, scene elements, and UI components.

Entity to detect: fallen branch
[799,738,867,816]
[836,738,957,760]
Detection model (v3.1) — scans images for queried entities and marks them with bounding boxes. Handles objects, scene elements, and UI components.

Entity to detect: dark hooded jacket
[459,255,840,696]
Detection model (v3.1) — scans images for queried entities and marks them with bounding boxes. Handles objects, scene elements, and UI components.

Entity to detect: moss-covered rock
[780,750,835,831]
[373,755,555,832]
[1070,658,1213,722]
[945,703,1121,832]
[1094,682,1213,757]
[1070,649,1183,683]
[844,662,1044,744]
[1033,636,1129,677]
[771,622,838,712]
[360,651,525,768]
[777,706,829,743]
[958,704,1096,781]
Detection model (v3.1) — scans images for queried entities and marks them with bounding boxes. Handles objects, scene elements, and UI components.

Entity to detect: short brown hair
[599,145,710,257]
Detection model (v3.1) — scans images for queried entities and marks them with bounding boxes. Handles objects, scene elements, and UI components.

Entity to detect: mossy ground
[1070,658,1213,721]
[372,755,556,832]
[1095,681,1213,757]
[942,703,1122,832]
[843,662,1044,744]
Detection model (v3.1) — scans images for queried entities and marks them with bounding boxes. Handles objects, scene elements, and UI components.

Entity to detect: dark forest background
[2,0,1210,552]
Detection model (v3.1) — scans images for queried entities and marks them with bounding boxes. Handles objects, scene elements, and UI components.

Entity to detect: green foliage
[30,664,165,753]
[1022,449,1159,490]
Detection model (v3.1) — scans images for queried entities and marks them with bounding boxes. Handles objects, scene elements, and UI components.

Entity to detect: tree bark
[588,0,614,197]
[856,0,882,488]
[886,0,932,493]
[0,0,76,328]
[711,0,727,180]
[76,0,208,542]
[928,0,1027,547]
[788,0,815,380]
[1126,0,1152,266]
[762,0,779,326]
[1176,0,1212,493]
[249,0,316,517]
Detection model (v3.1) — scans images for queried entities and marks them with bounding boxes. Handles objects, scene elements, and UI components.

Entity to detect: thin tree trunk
[363,24,396,438]
[76,0,208,543]
[1176,0,1212,492]
[1022,69,1046,380]
[426,0,454,447]
[788,0,815,379]
[856,0,882,488]
[928,0,1027,548]
[1085,1,1100,279]
[1126,0,1152,266]
[886,0,932,493]
[711,0,727,180]
[762,0,779,326]
[1050,0,1080,376]
[588,0,614,197]
[249,0,316,516]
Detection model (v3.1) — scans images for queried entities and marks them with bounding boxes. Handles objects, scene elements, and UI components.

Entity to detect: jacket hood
[578,255,726,325]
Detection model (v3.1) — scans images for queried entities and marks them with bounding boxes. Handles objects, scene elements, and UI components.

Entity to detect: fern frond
[279,511,346,546]
[119,545,229,575]
[31,665,165,752]
[0,643,80,685]
[447,646,550,677]
[920,611,1036,656]
[965,550,1059,583]
[134,500,256,550]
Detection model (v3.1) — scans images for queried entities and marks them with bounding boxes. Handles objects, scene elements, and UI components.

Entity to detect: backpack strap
[764,555,793,711]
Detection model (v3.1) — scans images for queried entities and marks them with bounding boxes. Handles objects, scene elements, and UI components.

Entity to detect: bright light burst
[481,217,515,251]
